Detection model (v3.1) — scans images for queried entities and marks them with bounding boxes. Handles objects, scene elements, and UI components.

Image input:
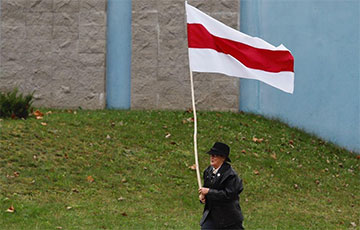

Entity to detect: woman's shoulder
[222,163,239,177]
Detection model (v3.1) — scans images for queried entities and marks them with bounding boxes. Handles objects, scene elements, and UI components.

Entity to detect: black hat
[207,142,231,162]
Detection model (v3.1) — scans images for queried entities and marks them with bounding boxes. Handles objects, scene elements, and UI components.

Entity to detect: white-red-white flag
[186,2,295,94]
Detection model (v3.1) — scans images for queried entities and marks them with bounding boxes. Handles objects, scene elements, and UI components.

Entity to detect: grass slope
[0,110,359,229]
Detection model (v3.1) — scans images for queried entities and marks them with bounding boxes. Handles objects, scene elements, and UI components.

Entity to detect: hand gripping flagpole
[190,70,202,189]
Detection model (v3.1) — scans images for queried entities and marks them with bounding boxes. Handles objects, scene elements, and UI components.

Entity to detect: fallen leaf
[34,110,44,117]
[121,178,127,183]
[13,171,20,177]
[186,108,192,113]
[294,184,298,189]
[252,137,263,143]
[5,205,15,213]
[36,116,43,120]
[163,125,168,129]
[118,197,125,201]
[241,150,246,154]
[253,153,259,158]
[270,153,277,160]
[72,188,79,193]
[338,163,343,168]
[170,141,177,145]
[66,206,72,210]
[87,176,94,183]
[350,222,357,227]
[289,140,294,145]
[41,122,47,126]
[187,117,194,122]
[315,180,320,185]
[165,133,171,138]
[106,134,111,139]
[189,164,197,171]
[121,212,128,216]
[56,227,63,229]
[253,170,260,175]
[143,167,148,170]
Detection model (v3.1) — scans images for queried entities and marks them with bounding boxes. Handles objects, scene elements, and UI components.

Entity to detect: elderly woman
[198,142,244,230]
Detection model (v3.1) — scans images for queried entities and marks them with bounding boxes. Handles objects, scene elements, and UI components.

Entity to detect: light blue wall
[106,0,132,109]
[240,0,360,153]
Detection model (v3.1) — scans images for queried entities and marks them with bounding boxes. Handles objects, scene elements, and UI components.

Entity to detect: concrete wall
[0,0,107,109]
[131,0,240,111]
[240,0,360,153]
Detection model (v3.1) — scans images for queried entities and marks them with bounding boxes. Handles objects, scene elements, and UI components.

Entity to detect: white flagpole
[186,0,201,189]
[189,70,202,189]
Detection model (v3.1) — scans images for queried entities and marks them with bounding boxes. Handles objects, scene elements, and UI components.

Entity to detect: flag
[186,2,295,94]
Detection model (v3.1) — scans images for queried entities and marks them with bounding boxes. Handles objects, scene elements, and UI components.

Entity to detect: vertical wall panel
[106,0,132,109]
[240,0,360,152]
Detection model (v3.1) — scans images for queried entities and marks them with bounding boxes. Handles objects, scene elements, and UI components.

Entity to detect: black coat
[200,162,244,228]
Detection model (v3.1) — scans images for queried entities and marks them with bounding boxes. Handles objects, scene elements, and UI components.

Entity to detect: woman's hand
[199,187,210,195]
[199,194,206,204]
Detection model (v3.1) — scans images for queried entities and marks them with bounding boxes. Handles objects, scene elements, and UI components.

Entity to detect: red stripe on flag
[187,23,294,73]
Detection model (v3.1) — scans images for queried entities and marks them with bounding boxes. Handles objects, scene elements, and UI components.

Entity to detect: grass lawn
[0,109,359,229]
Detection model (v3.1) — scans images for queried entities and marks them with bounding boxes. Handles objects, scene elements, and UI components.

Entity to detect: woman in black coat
[198,142,244,230]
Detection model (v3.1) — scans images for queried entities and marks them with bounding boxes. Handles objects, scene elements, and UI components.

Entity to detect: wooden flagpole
[189,70,202,189]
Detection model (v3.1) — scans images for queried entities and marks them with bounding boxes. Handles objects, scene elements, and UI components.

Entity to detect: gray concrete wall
[131,0,240,111]
[0,0,107,109]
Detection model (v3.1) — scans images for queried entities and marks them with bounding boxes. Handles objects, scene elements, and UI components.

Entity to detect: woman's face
[210,154,225,168]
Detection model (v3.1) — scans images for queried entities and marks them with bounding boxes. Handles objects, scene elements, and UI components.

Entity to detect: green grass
[0,109,359,229]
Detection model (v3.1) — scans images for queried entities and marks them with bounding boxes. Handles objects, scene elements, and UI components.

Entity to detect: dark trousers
[201,215,244,230]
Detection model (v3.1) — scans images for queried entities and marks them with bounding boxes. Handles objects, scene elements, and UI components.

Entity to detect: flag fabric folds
[185,2,295,94]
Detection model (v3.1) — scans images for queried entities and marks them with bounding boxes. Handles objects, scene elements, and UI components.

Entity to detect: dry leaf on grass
[270,153,277,160]
[182,117,194,124]
[87,176,94,183]
[5,205,15,213]
[253,170,260,175]
[252,137,264,143]
[41,122,47,126]
[165,133,171,138]
[189,164,197,171]
[34,110,44,117]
